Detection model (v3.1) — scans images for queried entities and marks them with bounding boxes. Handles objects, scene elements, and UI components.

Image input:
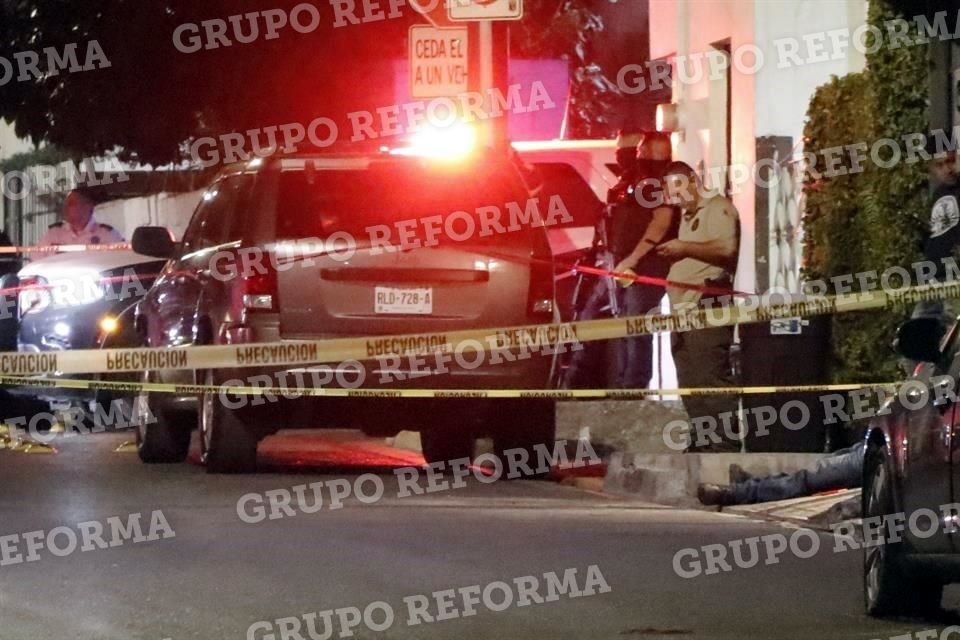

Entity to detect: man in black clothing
[924,148,960,277]
[560,129,642,388]
[562,130,677,389]
[610,131,677,387]
[911,142,960,328]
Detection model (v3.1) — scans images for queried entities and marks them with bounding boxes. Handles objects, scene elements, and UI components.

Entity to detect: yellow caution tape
[0,375,897,398]
[0,278,954,377]
[0,242,131,254]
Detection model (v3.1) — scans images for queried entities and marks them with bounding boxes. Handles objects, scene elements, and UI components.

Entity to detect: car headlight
[98,315,119,335]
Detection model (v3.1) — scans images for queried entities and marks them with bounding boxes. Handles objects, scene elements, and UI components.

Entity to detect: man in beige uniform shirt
[656,162,741,452]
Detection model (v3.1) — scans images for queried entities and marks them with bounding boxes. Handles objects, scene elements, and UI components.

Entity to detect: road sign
[409,0,455,27]
[448,0,523,21]
[409,26,469,99]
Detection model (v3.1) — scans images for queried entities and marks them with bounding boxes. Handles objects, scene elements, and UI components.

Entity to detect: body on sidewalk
[698,442,866,506]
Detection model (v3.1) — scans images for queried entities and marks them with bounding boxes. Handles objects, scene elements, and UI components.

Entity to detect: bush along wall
[801,0,930,384]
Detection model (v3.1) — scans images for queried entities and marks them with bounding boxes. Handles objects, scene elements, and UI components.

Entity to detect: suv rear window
[273,160,539,248]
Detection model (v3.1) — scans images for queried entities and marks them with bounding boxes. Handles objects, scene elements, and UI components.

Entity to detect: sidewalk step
[605,465,690,505]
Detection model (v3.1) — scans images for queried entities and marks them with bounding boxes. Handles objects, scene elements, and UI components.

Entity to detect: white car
[14,240,170,413]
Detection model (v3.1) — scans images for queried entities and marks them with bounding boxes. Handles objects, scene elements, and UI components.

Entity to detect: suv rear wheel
[494,399,557,480]
[135,383,192,464]
[420,427,475,467]
[199,371,259,474]
[863,444,943,617]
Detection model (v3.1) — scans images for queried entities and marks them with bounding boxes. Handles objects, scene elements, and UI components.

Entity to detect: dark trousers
[563,280,663,389]
[673,326,739,452]
[730,442,865,504]
[613,282,664,388]
[562,278,619,388]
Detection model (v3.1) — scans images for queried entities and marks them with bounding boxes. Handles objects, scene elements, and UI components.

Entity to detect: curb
[723,489,861,531]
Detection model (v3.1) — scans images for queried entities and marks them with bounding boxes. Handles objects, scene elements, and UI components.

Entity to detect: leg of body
[729,442,864,504]
[730,471,809,504]
[803,441,865,493]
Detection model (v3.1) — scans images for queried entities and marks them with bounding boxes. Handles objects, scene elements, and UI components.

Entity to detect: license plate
[374,286,433,315]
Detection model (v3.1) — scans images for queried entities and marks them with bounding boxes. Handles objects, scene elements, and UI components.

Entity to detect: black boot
[697,483,736,506]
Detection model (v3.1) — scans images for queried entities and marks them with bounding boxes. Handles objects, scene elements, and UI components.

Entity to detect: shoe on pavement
[728,463,752,485]
[697,483,736,506]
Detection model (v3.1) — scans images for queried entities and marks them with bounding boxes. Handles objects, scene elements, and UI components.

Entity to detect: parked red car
[863,313,960,616]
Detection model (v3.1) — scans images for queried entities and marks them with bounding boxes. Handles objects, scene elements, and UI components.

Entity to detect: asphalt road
[2,429,959,640]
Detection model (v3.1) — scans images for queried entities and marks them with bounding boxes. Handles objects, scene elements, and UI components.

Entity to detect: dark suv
[132,151,563,473]
[863,313,960,616]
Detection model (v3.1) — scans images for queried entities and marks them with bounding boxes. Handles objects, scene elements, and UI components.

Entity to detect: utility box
[739,315,831,452]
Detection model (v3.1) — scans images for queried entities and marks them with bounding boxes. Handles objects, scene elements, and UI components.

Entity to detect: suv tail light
[241,252,278,313]
[18,276,50,317]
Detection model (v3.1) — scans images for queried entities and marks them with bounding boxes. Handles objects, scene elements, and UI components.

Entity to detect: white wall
[753,1,867,294]
[0,121,37,235]
[648,0,867,294]
[753,0,867,141]
[650,0,758,291]
[0,121,34,161]
[93,190,203,242]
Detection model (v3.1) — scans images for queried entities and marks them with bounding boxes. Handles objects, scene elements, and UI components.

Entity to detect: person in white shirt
[36,190,124,254]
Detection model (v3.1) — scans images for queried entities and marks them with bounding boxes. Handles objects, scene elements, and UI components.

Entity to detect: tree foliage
[0,144,71,173]
[0,0,623,165]
[511,0,624,138]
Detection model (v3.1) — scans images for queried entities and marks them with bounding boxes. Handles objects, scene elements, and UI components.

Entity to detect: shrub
[801,0,930,383]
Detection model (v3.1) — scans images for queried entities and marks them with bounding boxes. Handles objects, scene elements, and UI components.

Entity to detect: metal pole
[478,21,494,147]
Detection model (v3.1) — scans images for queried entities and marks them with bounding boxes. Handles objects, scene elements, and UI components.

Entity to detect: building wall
[649,0,758,291]
[648,0,867,294]
[0,121,34,161]
[753,0,866,293]
[93,190,203,242]
[753,1,867,141]
[0,121,37,236]
[0,118,197,244]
